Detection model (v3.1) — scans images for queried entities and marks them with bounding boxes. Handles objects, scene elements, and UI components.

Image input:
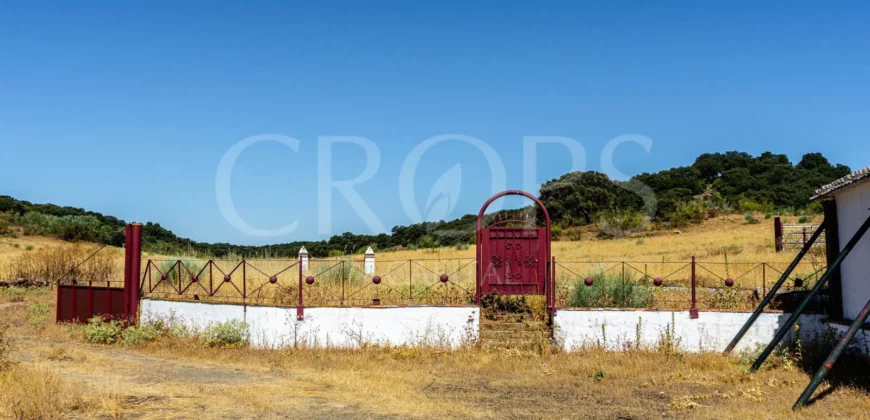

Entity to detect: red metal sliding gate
[56,223,142,323]
[476,190,553,310]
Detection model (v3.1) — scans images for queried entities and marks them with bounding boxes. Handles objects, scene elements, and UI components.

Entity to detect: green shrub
[454,243,470,251]
[565,229,582,241]
[597,209,646,237]
[797,215,809,224]
[806,201,824,215]
[327,249,345,257]
[26,302,50,331]
[738,198,774,213]
[568,271,653,308]
[200,320,249,348]
[551,225,563,241]
[417,235,439,251]
[0,214,11,237]
[667,200,705,228]
[744,212,759,225]
[76,317,124,344]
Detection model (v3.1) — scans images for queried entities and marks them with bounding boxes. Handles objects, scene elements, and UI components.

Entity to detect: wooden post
[774,217,784,252]
[823,200,843,321]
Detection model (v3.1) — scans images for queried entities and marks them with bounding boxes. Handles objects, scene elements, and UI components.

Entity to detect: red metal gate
[476,190,552,308]
[55,223,142,323]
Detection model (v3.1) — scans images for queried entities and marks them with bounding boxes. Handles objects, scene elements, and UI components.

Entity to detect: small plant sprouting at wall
[656,312,682,357]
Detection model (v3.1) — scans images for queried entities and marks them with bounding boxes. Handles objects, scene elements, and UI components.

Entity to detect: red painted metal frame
[475,190,553,311]
[56,223,140,324]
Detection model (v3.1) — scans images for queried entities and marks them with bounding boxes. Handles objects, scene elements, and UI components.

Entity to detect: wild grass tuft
[568,270,653,308]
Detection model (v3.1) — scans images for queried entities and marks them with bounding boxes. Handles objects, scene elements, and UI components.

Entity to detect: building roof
[812,166,870,200]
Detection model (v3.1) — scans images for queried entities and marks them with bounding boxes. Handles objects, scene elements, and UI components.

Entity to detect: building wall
[141,299,479,349]
[834,183,870,320]
[554,309,826,352]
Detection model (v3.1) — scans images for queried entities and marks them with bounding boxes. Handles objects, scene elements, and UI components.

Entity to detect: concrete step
[480,322,542,331]
[479,329,549,339]
[480,338,550,350]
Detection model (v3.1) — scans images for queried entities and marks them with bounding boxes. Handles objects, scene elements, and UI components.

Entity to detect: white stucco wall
[834,183,870,321]
[554,309,826,353]
[140,299,479,349]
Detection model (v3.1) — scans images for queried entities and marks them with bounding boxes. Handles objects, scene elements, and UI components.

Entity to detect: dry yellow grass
[0,295,868,419]
[1,214,824,310]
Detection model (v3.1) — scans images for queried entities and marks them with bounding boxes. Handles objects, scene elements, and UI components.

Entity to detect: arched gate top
[475,190,551,232]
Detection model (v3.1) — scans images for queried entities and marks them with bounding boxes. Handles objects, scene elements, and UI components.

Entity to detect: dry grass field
[1,294,870,419]
[1,214,869,419]
[0,213,824,310]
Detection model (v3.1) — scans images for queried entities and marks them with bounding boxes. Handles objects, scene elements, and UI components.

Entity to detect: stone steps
[479,310,551,350]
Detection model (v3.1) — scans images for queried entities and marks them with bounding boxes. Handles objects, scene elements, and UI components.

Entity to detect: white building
[812,166,870,321]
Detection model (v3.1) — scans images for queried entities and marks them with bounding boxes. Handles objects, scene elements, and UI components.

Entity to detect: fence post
[690,256,698,319]
[774,217,784,252]
[762,263,766,298]
[341,260,346,305]
[364,247,375,275]
[409,261,413,301]
[125,223,142,324]
[621,262,626,307]
[297,255,304,320]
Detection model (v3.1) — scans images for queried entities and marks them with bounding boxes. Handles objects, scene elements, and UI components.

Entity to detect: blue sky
[1,1,868,245]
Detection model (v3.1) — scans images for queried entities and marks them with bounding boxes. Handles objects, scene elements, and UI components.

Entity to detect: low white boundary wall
[142,299,862,354]
[141,299,479,349]
[554,309,826,353]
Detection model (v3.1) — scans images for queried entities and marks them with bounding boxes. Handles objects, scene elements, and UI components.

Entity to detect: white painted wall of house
[833,183,870,321]
[553,309,827,353]
[141,299,479,349]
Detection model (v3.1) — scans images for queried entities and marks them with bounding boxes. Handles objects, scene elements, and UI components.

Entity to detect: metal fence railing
[141,256,826,313]
[140,258,478,308]
[554,258,827,312]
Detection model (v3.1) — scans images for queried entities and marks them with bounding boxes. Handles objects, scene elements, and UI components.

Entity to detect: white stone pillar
[364,246,375,275]
[298,246,309,272]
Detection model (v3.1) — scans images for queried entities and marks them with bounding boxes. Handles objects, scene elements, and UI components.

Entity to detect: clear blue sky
[1,1,868,245]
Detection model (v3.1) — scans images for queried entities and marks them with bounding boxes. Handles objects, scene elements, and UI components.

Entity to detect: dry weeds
[0,294,868,419]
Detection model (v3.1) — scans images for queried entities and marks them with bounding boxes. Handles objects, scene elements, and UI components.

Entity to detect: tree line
[0,151,850,257]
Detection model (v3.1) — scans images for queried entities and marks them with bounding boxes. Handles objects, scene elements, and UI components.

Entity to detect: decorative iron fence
[554,258,827,312]
[141,256,826,313]
[140,257,478,307]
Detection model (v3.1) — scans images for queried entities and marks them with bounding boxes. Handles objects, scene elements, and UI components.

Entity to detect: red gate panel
[475,190,553,308]
[56,284,126,323]
[480,227,546,295]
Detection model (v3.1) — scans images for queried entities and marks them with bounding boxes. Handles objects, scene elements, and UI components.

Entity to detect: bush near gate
[200,319,249,348]
[569,271,653,308]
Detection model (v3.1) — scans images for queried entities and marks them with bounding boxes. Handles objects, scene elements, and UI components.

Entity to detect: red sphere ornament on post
[190,275,198,282]
[223,275,231,282]
[724,278,734,287]
[440,274,449,283]
[161,274,168,281]
[372,275,382,285]
[584,277,594,286]
[305,276,315,285]
[653,277,663,287]
[269,275,278,284]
